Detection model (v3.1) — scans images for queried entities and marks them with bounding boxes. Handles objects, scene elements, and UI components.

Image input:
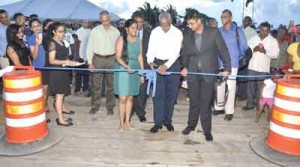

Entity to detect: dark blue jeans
[153,59,180,125]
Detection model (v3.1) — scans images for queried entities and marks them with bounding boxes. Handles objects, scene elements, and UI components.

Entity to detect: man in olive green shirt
[87,11,120,115]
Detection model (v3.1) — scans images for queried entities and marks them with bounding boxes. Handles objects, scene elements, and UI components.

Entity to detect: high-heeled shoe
[56,119,73,127]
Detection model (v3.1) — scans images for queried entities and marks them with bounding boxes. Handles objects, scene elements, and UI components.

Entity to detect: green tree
[163,4,179,25]
[137,2,160,28]
[182,8,210,25]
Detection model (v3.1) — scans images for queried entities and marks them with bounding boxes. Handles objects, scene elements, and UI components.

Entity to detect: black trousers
[132,80,148,117]
[153,59,180,125]
[187,75,216,136]
[74,70,89,92]
[236,68,248,97]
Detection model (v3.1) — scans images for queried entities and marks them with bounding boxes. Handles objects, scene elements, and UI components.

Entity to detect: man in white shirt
[243,16,257,41]
[146,12,183,133]
[243,22,279,110]
[74,20,91,95]
[76,20,91,61]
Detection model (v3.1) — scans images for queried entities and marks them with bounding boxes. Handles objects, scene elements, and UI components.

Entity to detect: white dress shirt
[138,28,143,40]
[146,25,183,68]
[248,34,279,73]
[76,27,91,60]
[243,26,257,41]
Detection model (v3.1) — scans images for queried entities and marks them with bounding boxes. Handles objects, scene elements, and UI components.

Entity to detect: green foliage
[136,2,210,28]
[183,8,210,25]
[137,2,160,28]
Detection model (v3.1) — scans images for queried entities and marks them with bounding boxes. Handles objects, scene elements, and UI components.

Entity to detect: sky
[1,0,300,28]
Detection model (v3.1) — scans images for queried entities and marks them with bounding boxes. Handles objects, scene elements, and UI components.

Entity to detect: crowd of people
[0,7,299,142]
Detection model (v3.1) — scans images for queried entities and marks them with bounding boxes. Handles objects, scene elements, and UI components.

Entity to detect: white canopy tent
[0,0,120,21]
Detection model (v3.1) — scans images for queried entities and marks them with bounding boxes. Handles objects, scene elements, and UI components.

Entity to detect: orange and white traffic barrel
[266,74,300,156]
[3,66,48,143]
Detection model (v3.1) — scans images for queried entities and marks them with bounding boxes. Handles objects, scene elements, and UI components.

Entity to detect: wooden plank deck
[0,89,279,167]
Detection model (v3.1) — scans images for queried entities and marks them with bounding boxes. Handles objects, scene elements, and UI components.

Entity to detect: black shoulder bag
[236,27,252,70]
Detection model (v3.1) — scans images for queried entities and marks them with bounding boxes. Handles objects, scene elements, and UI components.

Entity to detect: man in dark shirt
[180,9,231,141]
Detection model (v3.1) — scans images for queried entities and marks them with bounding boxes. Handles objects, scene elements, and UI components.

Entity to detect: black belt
[94,53,115,57]
[154,58,169,63]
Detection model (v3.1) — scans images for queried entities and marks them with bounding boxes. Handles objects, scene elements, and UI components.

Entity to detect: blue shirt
[0,23,7,56]
[26,33,45,67]
[219,24,248,68]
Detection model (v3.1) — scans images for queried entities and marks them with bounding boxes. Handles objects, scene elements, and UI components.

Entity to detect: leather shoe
[107,109,114,115]
[213,110,225,115]
[224,114,233,121]
[182,126,195,135]
[138,116,147,122]
[205,133,213,142]
[242,106,254,111]
[150,125,162,133]
[164,123,174,132]
[89,108,98,115]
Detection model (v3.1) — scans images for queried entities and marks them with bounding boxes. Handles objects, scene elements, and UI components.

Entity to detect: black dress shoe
[150,125,162,133]
[182,126,195,135]
[89,108,98,115]
[56,119,73,127]
[242,106,254,111]
[164,123,174,132]
[213,110,225,115]
[138,116,147,122]
[224,114,233,121]
[107,109,114,115]
[205,133,213,142]
[62,110,75,115]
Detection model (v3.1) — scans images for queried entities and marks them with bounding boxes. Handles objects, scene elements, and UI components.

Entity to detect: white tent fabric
[0,0,120,21]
